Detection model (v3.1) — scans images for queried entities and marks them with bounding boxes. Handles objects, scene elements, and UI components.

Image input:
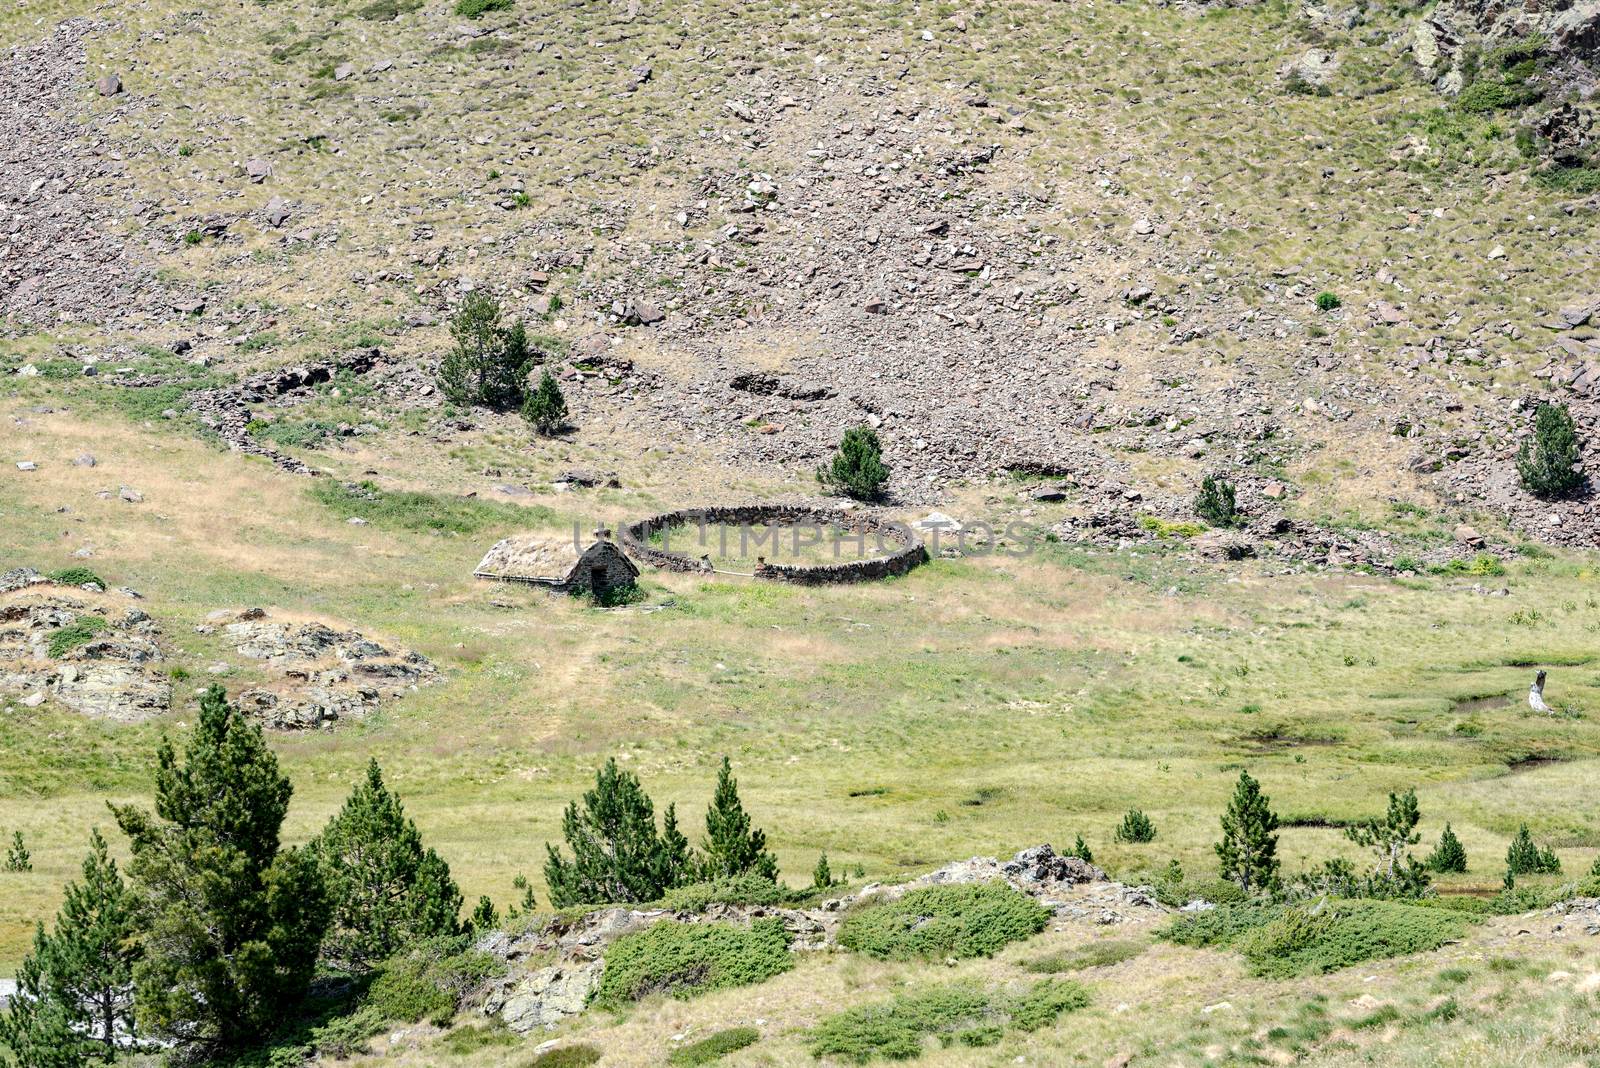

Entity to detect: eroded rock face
[1419,0,1600,95]
[484,960,604,1032]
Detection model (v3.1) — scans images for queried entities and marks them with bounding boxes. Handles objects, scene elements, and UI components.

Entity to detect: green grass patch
[660,874,802,912]
[46,616,108,658]
[454,0,511,16]
[838,882,1050,961]
[1021,938,1146,973]
[47,567,105,588]
[530,1047,602,1068]
[668,1026,760,1065]
[308,479,546,535]
[247,418,343,450]
[592,918,792,1007]
[809,979,1089,1063]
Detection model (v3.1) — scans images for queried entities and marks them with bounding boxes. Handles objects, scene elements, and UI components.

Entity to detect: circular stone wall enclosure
[620,505,927,585]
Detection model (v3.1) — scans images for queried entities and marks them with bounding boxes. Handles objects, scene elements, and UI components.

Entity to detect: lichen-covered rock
[484,960,604,1033]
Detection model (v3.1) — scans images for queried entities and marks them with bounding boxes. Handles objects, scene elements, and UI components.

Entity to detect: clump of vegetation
[813,852,836,890]
[1216,770,1281,896]
[454,0,511,16]
[1138,515,1208,538]
[544,758,696,907]
[660,873,797,912]
[1114,808,1157,844]
[310,479,543,535]
[699,755,780,882]
[1425,824,1468,874]
[1343,788,1431,898]
[669,1027,760,1065]
[1516,402,1583,498]
[522,369,568,435]
[1505,823,1561,877]
[311,760,464,970]
[818,426,890,501]
[46,616,109,658]
[3,830,31,872]
[47,567,105,588]
[1456,37,1547,114]
[1195,475,1242,528]
[438,292,536,410]
[1162,899,1469,978]
[591,918,792,1007]
[1066,834,1094,863]
[530,1045,603,1067]
[809,979,1089,1063]
[589,580,644,608]
[247,418,341,450]
[1315,291,1341,311]
[837,882,1050,961]
[1022,939,1146,974]
[363,937,502,1026]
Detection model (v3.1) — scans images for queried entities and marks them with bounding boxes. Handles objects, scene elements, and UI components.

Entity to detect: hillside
[3,0,1600,1065]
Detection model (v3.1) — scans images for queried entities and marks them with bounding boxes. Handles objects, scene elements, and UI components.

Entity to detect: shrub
[454,0,511,16]
[437,1019,520,1055]
[818,426,890,501]
[591,918,792,1007]
[522,370,568,435]
[1315,291,1341,311]
[46,616,108,658]
[1066,834,1094,863]
[364,938,503,1026]
[1161,900,1469,978]
[1516,402,1583,498]
[1194,476,1242,528]
[668,1026,760,1065]
[1425,824,1468,874]
[3,830,31,872]
[813,852,834,890]
[47,567,105,588]
[837,882,1049,961]
[660,873,796,912]
[1114,809,1157,844]
[809,980,1088,1064]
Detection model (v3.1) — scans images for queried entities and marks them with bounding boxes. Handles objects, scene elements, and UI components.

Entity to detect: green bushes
[809,979,1089,1063]
[438,292,537,409]
[1160,900,1469,978]
[591,918,792,1007]
[364,938,503,1026]
[522,370,568,435]
[531,1046,602,1067]
[454,0,511,15]
[1516,403,1583,498]
[837,882,1049,961]
[46,616,108,658]
[668,1027,760,1065]
[660,873,797,912]
[1505,823,1561,877]
[1314,291,1341,311]
[1425,824,1468,874]
[47,567,105,588]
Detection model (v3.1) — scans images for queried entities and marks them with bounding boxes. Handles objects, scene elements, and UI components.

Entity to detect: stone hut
[473,529,639,597]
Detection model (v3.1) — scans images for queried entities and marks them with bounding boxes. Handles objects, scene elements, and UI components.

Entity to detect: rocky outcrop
[475,844,1164,1034]
[1416,0,1600,97]
[0,585,172,721]
[206,608,437,730]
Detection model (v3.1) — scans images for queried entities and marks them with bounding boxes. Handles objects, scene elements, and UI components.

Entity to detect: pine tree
[1113,809,1157,844]
[543,758,696,907]
[1194,475,1242,528]
[1345,789,1423,883]
[700,757,779,882]
[818,426,890,501]
[1067,834,1094,864]
[440,292,536,410]
[110,684,328,1054]
[0,926,78,1068]
[1425,824,1468,874]
[1215,770,1280,895]
[4,829,30,871]
[1517,402,1583,498]
[508,874,537,919]
[522,369,568,435]
[1506,823,1561,876]
[469,895,499,932]
[812,852,833,890]
[312,759,463,969]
